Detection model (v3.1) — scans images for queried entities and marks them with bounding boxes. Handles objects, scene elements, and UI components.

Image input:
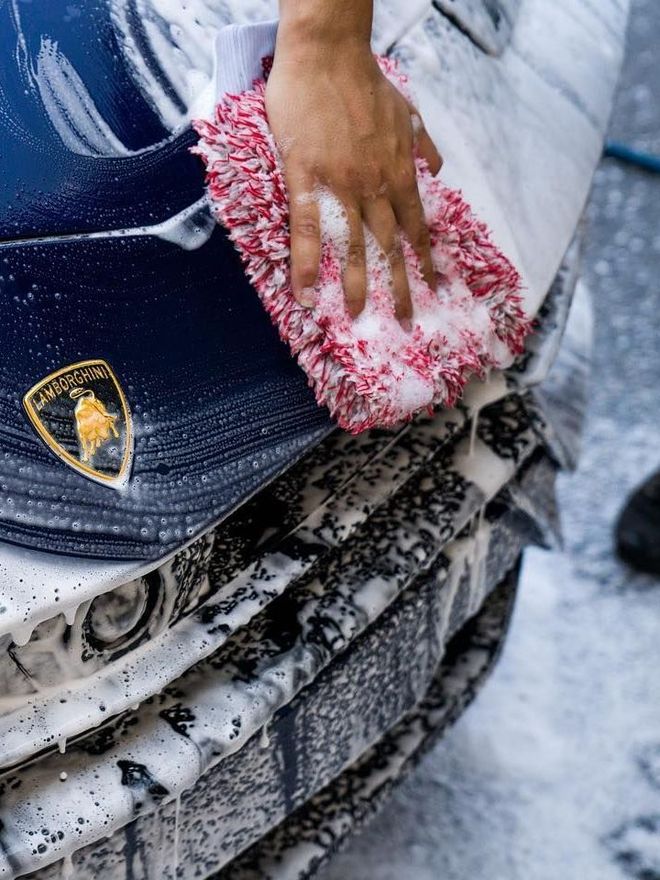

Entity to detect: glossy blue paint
[0,1,332,560]
[0,0,203,239]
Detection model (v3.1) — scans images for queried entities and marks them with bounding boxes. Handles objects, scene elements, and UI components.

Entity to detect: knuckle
[346,243,366,267]
[292,215,320,238]
[359,169,383,199]
[402,186,422,210]
[397,191,423,223]
[298,263,318,283]
[293,253,318,280]
[413,224,431,250]
[398,163,416,187]
[341,165,362,191]
[388,238,404,266]
[335,163,374,195]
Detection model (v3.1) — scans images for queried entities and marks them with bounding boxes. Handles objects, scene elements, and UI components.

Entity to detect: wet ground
[319,1,660,877]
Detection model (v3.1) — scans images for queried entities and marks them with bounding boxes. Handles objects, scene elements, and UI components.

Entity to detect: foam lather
[192,57,530,433]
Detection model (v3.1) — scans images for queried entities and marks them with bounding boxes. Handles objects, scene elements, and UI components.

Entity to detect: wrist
[276,1,373,58]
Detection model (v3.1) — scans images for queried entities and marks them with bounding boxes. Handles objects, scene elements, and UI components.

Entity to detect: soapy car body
[0,1,627,877]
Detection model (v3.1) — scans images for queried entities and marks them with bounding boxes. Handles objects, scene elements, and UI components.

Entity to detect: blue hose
[604,141,660,173]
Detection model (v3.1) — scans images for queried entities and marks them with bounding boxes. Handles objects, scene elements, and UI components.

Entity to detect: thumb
[408,105,443,176]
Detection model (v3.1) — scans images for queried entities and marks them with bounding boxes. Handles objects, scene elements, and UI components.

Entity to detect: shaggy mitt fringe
[193,58,530,433]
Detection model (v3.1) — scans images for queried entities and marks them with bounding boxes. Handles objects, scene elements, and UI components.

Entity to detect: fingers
[287,174,321,306]
[408,106,443,176]
[363,197,412,323]
[417,127,443,176]
[342,202,367,318]
[392,177,435,289]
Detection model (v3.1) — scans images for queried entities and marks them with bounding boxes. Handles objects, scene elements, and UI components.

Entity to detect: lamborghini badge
[23,359,132,486]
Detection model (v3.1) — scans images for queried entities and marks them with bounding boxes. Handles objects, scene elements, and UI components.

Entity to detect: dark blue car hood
[0,0,331,561]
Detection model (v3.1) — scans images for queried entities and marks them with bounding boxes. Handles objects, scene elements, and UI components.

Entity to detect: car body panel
[0,0,627,564]
[0,0,628,876]
[433,0,521,55]
[0,444,555,878]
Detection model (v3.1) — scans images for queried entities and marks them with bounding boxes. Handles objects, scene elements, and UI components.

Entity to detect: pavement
[319,1,660,877]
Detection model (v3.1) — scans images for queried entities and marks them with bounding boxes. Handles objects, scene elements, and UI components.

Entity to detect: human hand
[266,11,442,322]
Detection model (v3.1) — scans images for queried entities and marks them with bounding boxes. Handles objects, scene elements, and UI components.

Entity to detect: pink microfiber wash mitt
[193,47,529,434]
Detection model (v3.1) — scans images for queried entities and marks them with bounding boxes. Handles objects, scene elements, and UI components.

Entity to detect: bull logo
[70,388,120,462]
[23,359,133,487]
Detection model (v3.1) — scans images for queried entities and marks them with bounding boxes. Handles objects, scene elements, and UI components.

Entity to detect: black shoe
[615,469,660,576]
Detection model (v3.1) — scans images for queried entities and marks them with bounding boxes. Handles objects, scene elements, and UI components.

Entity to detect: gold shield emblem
[23,359,133,486]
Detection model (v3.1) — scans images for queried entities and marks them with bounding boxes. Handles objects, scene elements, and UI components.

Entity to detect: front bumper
[220,567,521,880]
